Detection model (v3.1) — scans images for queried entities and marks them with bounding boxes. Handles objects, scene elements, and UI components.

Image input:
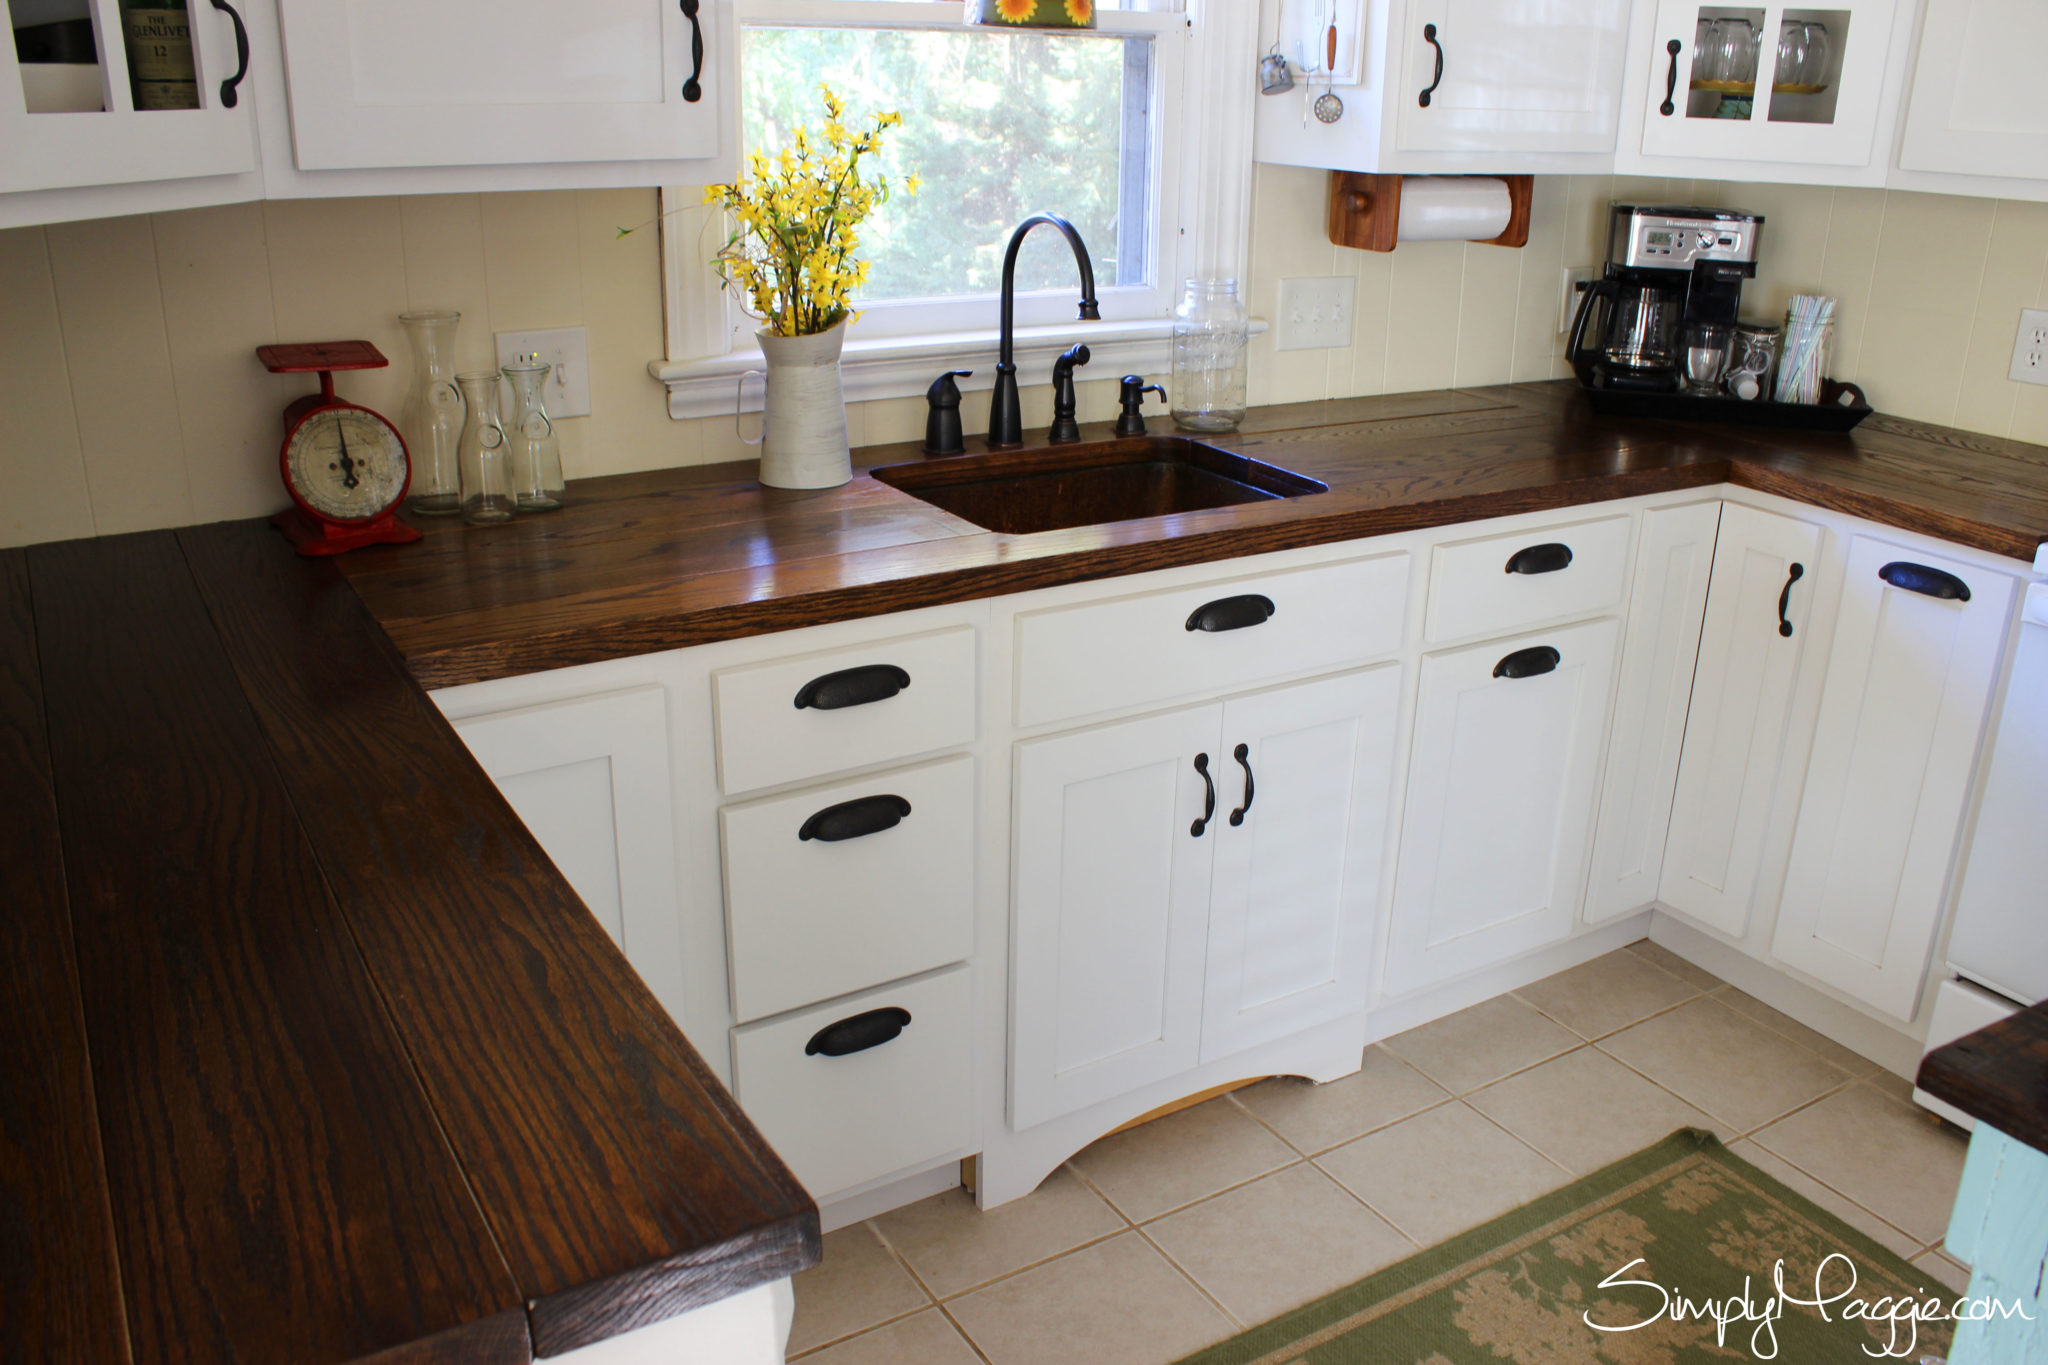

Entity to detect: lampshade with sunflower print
[969,0,1094,28]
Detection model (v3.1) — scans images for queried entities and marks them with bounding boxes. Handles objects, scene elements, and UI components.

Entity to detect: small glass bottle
[399,310,464,515]
[502,360,565,512]
[455,371,515,525]
[1170,278,1249,433]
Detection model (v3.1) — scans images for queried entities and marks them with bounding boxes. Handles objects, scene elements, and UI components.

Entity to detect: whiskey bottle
[118,0,200,110]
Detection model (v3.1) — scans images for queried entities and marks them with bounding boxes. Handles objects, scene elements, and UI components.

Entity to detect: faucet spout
[990,213,1099,449]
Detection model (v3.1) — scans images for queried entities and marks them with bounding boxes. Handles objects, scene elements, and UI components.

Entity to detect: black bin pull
[805,1007,911,1057]
[1186,594,1276,633]
[794,663,910,710]
[1777,562,1805,637]
[1494,645,1562,679]
[1879,561,1971,603]
[1505,542,1574,575]
[799,794,911,843]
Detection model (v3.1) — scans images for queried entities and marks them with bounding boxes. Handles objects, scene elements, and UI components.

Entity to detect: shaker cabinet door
[1395,0,1635,154]
[1897,0,2048,180]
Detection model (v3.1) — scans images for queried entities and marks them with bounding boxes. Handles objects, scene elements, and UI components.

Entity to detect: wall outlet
[2011,309,2048,386]
[1276,277,1357,351]
[1561,267,1598,335]
[495,326,591,417]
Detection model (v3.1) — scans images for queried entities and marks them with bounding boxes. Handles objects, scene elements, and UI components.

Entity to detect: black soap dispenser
[924,370,972,456]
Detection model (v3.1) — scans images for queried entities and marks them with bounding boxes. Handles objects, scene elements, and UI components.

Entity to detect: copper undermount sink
[870,436,1328,536]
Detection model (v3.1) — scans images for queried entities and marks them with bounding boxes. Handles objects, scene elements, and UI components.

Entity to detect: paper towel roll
[1398,176,1514,243]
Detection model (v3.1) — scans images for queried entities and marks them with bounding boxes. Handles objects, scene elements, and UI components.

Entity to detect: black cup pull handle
[1659,37,1681,116]
[805,1007,911,1057]
[794,663,910,710]
[679,0,705,102]
[1505,542,1574,575]
[1186,594,1276,633]
[1418,23,1445,107]
[1879,561,1972,602]
[207,0,250,108]
[1777,562,1805,637]
[799,794,911,843]
[1228,743,1255,827]
[1191,753,1215,837]
[1494,645,1562,679]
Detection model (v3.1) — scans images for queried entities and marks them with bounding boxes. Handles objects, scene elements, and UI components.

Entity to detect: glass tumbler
[399,309,464,515]
[455,371,515,525]
[1775,20,1831,94]
[502,361,565,512]
[1170,278,1249,433]
[1682,322,1733,395]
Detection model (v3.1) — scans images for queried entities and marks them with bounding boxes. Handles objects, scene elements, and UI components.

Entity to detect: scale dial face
[285,405,409,523]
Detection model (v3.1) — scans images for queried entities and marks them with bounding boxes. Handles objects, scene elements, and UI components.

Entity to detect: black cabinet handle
[805,1007,911,1057]
[1659,37,1681,116]
[794,663,910,710]
[1879,561,1971,602]
[1418,23,1444,107]
[1186,594,1276,633]
[207,0,250,108]
[798,794,911,843]
[1777,562,1805,637]
[1191,752,1215,837]
[1505,542,1574,575]
[1494,645,1561,679]
[679,0,705,102]
[1228,743,1255,827]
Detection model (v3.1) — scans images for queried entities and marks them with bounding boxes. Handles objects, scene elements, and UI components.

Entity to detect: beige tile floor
[787,941,1973,1365]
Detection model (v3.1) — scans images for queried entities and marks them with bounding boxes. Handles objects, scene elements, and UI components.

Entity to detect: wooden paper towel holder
[1327,172,1533,252]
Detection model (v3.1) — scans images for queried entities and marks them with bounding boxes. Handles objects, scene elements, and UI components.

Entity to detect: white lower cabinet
[1772,535,2016,1019]
[1387,617,1622,991]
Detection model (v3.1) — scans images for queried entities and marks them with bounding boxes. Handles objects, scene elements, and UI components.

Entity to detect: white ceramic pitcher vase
[743,322,853,489]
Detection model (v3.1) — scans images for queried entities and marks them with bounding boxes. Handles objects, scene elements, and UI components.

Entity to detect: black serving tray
[1579,378,1873,432]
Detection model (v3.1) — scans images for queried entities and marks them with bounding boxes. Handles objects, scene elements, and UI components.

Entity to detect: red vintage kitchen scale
[257,340,421,556]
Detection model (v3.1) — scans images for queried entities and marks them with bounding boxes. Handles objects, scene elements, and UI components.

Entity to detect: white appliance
[1915,571,2048,1128]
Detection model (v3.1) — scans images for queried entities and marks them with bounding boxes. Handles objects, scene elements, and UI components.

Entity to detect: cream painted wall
[4,174,2047,549]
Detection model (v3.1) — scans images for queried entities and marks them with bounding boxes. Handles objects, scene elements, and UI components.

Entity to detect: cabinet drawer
[1014,552,1410,729]
[1426,514,1632,644]
[713,626,977,796]
[723,756,975,1024]
[731,965,973,1200]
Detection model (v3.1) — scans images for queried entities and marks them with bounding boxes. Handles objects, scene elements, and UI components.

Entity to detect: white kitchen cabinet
[1387,616,1622,991]
[1772,534,2016,1020]
[1896,0,2048,182]
[1659,503,1823,938]
[1392,0,1636,155]
[1585,501,1722,924]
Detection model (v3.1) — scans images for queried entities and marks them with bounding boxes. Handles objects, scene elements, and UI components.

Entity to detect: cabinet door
[1586,501,1722,923]
[1772,536,2015,1020]
[451,684,688,1027]
[1010,703,1219,1130]
[1897,0,2048,179]
[1659,504,1823,937]
[272,0,722,171]
[1395,0,1635,153]
[1200,665,1400,1064]
[1387,617,1622,993]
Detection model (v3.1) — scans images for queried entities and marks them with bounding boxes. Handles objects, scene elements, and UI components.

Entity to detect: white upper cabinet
[1896,0,2048,182]
[1393,0,1635,155]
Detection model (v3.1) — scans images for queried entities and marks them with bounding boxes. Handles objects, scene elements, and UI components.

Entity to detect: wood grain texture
[26,533,526,1365]
[0,550,129,1365]
[177,523,819,1359]
[1917,1002,2048,1159]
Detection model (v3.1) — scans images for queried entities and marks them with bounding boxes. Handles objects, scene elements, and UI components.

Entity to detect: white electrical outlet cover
[1561,267,1597,335]
[495,326,592,417]
[1276,277,1356,352]
[2010,308,2048,387]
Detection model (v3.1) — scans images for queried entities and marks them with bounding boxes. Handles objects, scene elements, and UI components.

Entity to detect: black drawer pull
[1186,594,1276,633]
[1879,561,1971,603]
[1777,562,1805,637]
[794,663,910,710]
[1505,542,1574,575]
[207,0,251,108]
[1659,37,1681,116]
[799,794,911,843]
[679,0,704,102]
[1191,752,1215,837]
[805,1007,911,1057]
[1494,645,1561,679]
[1419,23,1445,107]
[1228,742,1254,827]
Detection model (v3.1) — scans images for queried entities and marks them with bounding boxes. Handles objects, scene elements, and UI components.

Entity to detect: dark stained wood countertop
[1917,1002,2048,1156]
[4,525,819,1365]
[333,381,2048,689]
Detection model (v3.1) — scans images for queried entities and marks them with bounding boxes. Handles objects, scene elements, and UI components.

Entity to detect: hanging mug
[1259,51,1295,94]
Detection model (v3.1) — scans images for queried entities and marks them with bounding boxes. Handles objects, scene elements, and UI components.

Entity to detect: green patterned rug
[1177,1129,1954,1364]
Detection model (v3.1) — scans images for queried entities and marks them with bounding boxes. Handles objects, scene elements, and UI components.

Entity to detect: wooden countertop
[334,381,2048,689]
[1917,1003,2048,1156]
[2,525,818,1365]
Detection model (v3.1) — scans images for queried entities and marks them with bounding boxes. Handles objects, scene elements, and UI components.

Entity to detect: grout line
[1131,1220,1248,1331]
[1699,983,1884,1078]
[932,1299,996,1365]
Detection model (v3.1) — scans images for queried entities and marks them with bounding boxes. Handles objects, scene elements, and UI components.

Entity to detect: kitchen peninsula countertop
[1918,1003,2048,1157]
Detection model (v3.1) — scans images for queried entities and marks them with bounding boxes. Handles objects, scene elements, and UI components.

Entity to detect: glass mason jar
[399,310,464,514]
[502,361,565,512]
[455,371,515,525]
[1170,278,1249,433]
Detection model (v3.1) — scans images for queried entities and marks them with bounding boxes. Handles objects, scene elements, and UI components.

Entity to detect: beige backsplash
[4,173,2046,549]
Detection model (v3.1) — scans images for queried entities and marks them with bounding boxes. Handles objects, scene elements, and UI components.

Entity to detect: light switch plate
[1277,277,1356,351]
[2010,308,2048,386]
[495,326,591,417]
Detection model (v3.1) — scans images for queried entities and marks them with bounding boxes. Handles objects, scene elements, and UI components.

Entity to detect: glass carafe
[399,310,464,514]
[502,361,565,512]
[455,371,515,525]
[1170,278,1249,433]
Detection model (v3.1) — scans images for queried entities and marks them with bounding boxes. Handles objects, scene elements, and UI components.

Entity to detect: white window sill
[648,318,1267,421]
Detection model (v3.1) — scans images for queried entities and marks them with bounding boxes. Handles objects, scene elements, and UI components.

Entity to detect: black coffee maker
[1568,205,1763,391]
